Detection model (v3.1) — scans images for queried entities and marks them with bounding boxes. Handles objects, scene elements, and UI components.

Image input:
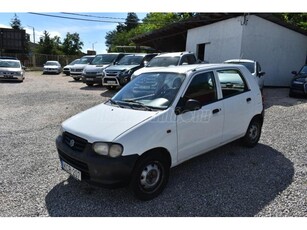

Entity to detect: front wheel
[242,118,262,147]
[130,153,170,201]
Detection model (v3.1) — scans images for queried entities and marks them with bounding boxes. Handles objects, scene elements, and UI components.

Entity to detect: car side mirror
[259,71,265,77]
[291,71,297,75]
[22,65,26,70]
[175,99,201,115]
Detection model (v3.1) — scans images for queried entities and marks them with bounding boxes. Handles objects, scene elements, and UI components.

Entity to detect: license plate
[61,160,81,180]
[107,81,116,84]
[87,78,94,81]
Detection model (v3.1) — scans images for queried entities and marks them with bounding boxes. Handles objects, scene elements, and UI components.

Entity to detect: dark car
[289,65,307,97]
[103,53,157,90]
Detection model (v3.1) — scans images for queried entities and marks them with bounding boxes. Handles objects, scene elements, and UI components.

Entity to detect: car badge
[69,139,75,147]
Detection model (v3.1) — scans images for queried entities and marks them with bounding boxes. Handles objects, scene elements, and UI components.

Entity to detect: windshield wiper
[122,99,152,111]
[108,99,124,108]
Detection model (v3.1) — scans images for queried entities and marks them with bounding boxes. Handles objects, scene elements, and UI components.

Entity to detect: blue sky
[0,0,302,54]
[0,12,147,54]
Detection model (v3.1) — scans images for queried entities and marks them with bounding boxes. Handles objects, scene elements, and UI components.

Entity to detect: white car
[224,59,265,90]
[131,51,199,81]
[63,59,80,76]
[0,59,25,82]
[56,64,264,200]
[43,61,62,74]
[70,55,95,81]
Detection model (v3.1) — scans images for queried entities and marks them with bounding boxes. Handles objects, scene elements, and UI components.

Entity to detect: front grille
[105,70,120,77]
[85,71,97,75]
[62,132,87,152]
[292,84,304,90]
[58,149,90,180]
[71,68,83,72]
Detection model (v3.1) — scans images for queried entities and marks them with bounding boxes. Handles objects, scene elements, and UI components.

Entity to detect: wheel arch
[136,147,172,168]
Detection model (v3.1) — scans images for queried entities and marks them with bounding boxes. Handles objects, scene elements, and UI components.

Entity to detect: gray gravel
[0,72,306,217]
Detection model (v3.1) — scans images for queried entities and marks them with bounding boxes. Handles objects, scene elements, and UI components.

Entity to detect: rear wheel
[242,118,262,147]
[130,153,170,201]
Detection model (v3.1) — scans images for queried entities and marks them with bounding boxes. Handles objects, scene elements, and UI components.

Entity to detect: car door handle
[212,108,221,114]
[246,98,251,102]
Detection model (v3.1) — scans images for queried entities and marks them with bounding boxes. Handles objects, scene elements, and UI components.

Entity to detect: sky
[0,0,304,55]
[0,12,147,54]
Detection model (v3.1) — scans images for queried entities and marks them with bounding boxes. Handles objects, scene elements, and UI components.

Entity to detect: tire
[86,83,94,86]
[129,153,170,201]
[242,118,262,147]
[73,77,80,81]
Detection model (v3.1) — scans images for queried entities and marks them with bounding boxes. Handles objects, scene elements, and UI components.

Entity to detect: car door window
[217,69,249,98]
[183,71,217,105]
[187,55,197,64]
[180,56,189,65]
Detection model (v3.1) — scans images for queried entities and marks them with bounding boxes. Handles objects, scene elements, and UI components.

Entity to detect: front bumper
[56,135,138,187]
[103,76,130,86]
[290,83,307,95]
[82,75,103,84]
[43,69,60,73]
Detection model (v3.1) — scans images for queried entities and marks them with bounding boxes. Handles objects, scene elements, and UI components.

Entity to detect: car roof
[156,52,193,57]
[224,59,256,63]
[0,56,18,60]
[136,63,247,75]
[0,59,20,63]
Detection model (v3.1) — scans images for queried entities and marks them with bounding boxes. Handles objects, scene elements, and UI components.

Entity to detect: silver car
[0,59,25,82]
[43,61,62,74]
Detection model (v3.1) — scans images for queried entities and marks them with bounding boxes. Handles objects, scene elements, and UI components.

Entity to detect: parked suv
[289,64,307,97]
[103,53,157,89]
[56,64,264,200]
[82,53,127,86]
[70,55,95,81]
[224,59,265,90]
[131,51,199,80]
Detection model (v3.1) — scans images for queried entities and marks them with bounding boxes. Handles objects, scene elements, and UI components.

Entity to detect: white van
[56,64,264,200]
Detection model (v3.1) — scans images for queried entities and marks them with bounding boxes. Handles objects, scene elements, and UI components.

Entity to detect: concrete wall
[186,15,307,87]
[186,17,244,63]
[241,15,307,87]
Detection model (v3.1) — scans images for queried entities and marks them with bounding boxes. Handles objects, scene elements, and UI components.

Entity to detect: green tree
[62,32,84,55]
[277,13,307,30]
[105,13,194,52]
[10,13,22,30]
[36,30,60,54]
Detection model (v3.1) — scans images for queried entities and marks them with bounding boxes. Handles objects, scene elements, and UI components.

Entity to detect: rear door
[216,69,254,143]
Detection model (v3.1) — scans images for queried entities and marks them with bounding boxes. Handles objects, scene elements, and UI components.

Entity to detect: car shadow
[79,85,105,91]
[263,88,306,109]
[45,143,293,217]
[100,89,118,98]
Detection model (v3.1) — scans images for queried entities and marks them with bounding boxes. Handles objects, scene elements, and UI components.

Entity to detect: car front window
[0,61,20,68]
[299,66,307,74]
[110,72,185,110]
[91,54,117,65]
[147,57,180,67]
[228,62,255,74]
[117,56,143,65]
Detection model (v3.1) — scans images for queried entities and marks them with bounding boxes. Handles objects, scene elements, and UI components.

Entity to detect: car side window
[217,69,249,98]
[183,71,217,105]
[187,54,197,64]
[180,56,189,65]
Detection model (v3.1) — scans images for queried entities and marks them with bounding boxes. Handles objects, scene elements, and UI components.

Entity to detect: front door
[176,71,224,163]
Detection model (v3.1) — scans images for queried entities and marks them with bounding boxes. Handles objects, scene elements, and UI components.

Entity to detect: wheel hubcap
[249,124,258,141]
[140,163,161,190]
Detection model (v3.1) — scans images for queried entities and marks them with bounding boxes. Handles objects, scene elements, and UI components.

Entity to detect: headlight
[93,142,123,157]
[59,126,64,136]
[82,69,86,75]
[120,69,131,76]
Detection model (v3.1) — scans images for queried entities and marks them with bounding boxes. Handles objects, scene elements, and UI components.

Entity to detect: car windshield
[69,59,80,65]
[91,54,118,65]
[299,66,307,74]
[0,60,20,68]
[79,57,94,64]
[45,62,58,66]
[110,72,185,110]
[227,62,255,73]
[117,55,143,65]
[147,56,180,67]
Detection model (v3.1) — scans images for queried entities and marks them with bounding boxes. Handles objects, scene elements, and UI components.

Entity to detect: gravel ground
[0,71,306,217]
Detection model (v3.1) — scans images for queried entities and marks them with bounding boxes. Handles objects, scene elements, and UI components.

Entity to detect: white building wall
[186,15,307,87]
[241,15,307,87]
[186,17,244,63]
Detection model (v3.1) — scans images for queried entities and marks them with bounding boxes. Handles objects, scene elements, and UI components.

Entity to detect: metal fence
[1,52,81,69]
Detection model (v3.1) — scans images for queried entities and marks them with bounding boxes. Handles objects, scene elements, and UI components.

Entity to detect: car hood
[84,64,110,71]
[63,64,73,69]
[106,65,139,71]
[44,65,59,68]
[0,67,22,72]
[62,103,157,143]
[71,64,87,69]
[293,76,307,82]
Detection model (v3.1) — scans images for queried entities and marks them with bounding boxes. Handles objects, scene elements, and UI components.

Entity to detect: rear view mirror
[259,71,265,77]
[175,99,201,115]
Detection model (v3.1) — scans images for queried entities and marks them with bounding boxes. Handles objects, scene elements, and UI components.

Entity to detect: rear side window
[217,69,249,98]
[183,71,217,105]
